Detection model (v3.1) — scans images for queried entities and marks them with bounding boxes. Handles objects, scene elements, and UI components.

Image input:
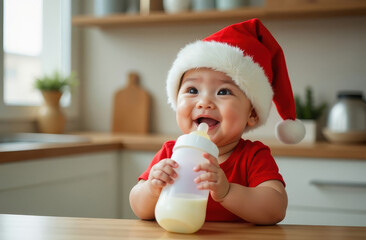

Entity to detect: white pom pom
[275,119,306,144]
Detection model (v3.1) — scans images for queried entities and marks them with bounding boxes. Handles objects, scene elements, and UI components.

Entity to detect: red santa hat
[166,18,305,144]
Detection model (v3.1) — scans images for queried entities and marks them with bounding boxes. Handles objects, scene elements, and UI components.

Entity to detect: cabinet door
[276,157,366,226]
[118,151,155,219]
[0,152,119,218]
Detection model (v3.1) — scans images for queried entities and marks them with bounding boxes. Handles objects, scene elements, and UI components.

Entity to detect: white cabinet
[118,152,366,225]
[276,157,366,226]
[2,149,365,226]
[118,150,155,219]
[0,152,119,218]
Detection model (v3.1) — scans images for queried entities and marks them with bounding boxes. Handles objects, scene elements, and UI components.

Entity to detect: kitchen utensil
[322,91,366,144]
[112,72,150,134]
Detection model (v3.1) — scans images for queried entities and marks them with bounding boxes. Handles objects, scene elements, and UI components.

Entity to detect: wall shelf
[72,2,366,28]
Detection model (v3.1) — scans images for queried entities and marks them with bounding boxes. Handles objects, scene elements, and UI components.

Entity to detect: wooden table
[0,214,365,240]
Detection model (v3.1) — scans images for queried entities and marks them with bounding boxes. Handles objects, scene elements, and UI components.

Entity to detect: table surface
[0,214,365,240]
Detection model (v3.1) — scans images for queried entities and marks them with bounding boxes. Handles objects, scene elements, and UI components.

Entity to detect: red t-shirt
[138,138,285,222]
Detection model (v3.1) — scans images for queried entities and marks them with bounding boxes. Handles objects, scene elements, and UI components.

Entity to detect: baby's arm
[194,153,287,225]
[220,180,287,225]
[129,158,178,220]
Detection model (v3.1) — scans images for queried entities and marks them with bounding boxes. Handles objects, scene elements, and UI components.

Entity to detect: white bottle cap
[173,123,219,158]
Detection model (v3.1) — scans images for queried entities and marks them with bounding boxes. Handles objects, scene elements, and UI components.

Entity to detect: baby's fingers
[148,158,178,185]
[202,153,219,167]
[194,172,217,184]
[162,158,179,169]
[193,153,219,173]
[151,168,175,184]
[160,160,178,177]
[150,178,169,188]
[193,162,217,173]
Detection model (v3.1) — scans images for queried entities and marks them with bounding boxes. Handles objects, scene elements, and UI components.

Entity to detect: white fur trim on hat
[166,40,273,130]
[275,119,306,144]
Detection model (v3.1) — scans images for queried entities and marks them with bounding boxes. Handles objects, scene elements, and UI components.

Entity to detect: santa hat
[166,18,305,144]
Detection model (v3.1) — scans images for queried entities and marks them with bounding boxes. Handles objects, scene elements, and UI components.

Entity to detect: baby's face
[176,68,258,147]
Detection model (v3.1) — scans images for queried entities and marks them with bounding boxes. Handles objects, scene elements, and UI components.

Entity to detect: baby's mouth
[195,117,220,129]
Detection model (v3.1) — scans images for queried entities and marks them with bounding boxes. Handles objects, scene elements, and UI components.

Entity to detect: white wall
[78,16,366,136]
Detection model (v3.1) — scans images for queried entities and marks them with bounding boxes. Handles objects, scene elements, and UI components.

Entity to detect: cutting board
[112,72,150,134]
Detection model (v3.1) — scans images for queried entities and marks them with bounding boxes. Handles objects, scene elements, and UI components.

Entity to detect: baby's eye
[187,87,198,94]
[218,88,232,95]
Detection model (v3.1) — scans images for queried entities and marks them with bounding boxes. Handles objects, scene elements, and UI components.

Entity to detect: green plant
[295,86,327,120]
[34,71,78,92]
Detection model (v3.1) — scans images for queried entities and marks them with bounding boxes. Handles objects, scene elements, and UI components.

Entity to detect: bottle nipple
[191,123,210,139]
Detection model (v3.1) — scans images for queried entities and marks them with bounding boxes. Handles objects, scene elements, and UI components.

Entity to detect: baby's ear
[247,108,259,127]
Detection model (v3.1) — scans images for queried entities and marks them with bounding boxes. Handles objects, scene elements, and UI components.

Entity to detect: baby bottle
[155,123,219,234]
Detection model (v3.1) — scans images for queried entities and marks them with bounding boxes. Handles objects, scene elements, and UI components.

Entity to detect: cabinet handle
[310,180,366,189]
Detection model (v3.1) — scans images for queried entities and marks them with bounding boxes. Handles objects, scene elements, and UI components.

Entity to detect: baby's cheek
[176,97,188,110]
[176,101,194,133]
[222,109,248,134]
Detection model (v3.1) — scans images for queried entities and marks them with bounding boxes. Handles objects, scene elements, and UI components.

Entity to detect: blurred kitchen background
[0,0,365,227]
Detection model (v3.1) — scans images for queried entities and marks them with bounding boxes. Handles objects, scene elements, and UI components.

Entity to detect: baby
[130,18,305,225]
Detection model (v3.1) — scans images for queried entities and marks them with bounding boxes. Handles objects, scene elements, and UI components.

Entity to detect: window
[0,0,73,119]
[4,0,43,106]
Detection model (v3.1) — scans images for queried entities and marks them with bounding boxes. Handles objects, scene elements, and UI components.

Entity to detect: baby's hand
[148,158,178,195]
[193,153,230,202]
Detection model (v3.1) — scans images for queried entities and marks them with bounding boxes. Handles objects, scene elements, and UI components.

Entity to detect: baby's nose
[196,96,215,109]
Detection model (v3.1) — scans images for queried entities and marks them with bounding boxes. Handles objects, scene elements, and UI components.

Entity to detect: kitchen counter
[1,214,365,240]
[0,132,365,163]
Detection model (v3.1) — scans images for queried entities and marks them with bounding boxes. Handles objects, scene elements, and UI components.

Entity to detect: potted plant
[295,86,327,143]
[34,71,77,134]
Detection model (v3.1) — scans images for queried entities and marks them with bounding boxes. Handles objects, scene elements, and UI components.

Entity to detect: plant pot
[301,119,318,143]
[37,91,66,134]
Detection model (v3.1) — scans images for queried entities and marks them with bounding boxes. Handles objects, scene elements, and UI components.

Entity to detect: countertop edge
[0,132,365,164]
